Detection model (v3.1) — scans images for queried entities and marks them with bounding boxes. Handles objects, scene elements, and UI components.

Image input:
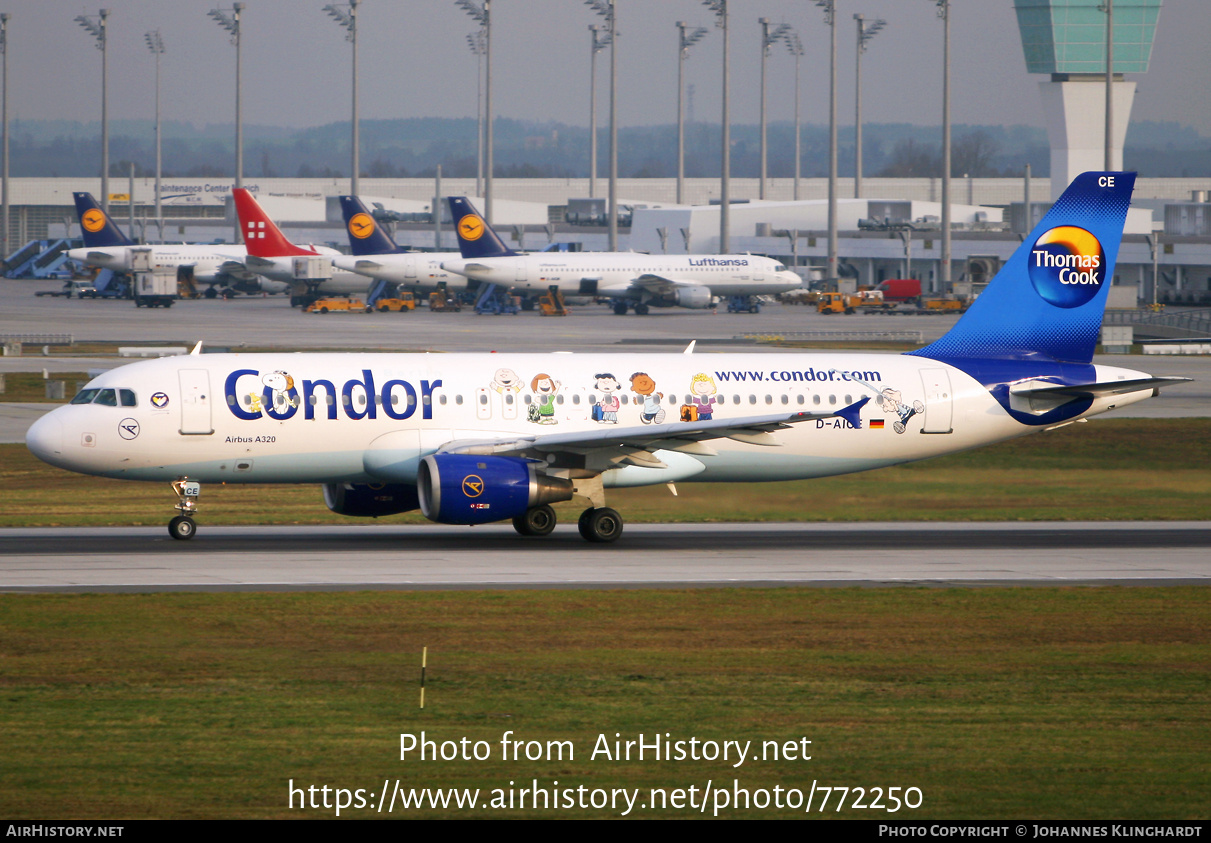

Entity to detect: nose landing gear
[168,478,200,541]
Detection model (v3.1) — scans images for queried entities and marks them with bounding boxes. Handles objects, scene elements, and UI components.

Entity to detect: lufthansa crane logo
[1028,225,1106,309]
[458,214,485,242]
[81,209,107,233]
[461,474,485,497]
[348,212,375,239]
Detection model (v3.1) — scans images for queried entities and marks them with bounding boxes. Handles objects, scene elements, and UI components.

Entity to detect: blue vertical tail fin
[338,196,407,256]
[908,171,1135,366]
[73,193,135,248]
[446,196,519,259]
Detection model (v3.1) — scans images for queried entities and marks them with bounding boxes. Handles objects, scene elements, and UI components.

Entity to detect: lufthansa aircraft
[65,193,274,296]
[26,173,1188,543]
[328,195,469,294]
[440,197,803,314]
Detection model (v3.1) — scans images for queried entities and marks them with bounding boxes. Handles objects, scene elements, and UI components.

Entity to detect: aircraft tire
[634,304,650,316]
[613,302,628,315]
[577,507,623,543]
[168,516,196,541]
[513,505,557,537]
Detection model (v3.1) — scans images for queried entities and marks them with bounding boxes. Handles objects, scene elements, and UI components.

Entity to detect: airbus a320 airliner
[26,173,1187,543]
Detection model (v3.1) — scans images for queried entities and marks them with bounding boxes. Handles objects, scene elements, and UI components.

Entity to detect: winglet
[834,396,870,430]
[190,341,203,356]
[683,340,696,355]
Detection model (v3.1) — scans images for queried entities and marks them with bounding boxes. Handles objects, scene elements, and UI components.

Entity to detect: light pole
[1,13,9,260]
[928,0,951,294]
[466,28,486,199]
[324,0,359,196]
[208,3,244,198]
[455,1,491,222]
[702,0,729,253]
[588,23,612,200]
[853,14,885,199]
[144,30,164,242]
[758,18,790,201]
[676,21,707,205]
[1099,0,1113,171]
[75,9,109,213]
[585,1,617,250]
[783,30,803,201]
[815,0,837,286]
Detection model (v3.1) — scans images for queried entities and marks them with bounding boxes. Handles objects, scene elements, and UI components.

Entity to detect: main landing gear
[510,504,625,543]
[168,478,200,541]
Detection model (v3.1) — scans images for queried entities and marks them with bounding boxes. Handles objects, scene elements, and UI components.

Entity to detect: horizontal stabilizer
[1009,376,1191,415]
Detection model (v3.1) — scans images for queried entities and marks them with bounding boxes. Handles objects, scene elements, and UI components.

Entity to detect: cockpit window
[71,389,100,405]
[94,389,118,406]
[119,389,137,407]
[774,263,788,272]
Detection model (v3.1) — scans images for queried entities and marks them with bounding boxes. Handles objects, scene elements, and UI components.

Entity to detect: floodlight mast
[588,23,612,201]
[323,1,359,196]
[466,28,486,199]
[675,22,707,205]
[1,13,10,260]
[758,18,790,201]
[928,0,951,294]
[144,30,165,241]
[853,14,886,199]
[585,0,617,250]
[815,0,837,287]
[75,9,109,214]
[208,3,244,201]
[702,0,729,253]
[783,31,804,201]
[456,0,492,223]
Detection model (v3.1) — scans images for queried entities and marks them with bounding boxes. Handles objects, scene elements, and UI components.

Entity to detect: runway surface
[2,522,1208,592]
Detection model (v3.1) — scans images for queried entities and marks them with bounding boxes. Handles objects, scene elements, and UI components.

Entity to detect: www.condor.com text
[288,778,923,817]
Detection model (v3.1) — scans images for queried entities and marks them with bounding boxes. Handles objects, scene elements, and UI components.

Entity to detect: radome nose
[25,412,63,464]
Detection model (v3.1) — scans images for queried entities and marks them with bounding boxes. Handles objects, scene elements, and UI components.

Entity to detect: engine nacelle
[671,285,713,309]
[322,482,420,517]
[417,455,574,525]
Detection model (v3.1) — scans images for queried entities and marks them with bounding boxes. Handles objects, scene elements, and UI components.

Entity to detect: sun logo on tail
[1027,225,1106,309]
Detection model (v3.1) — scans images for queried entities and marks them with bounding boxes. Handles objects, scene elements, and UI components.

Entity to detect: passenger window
[813,394,821,406]
[119,389,137,407]
[797,395,805,405]
[620,394,628,405]
[781,395,789,405]
[845,394,853,404]
[749,395,756,405]
[765,395,773,405]
[440,395,447,405]
[94,389,117,406]
[732,395,740,405]
[455,395,464,405]
[829,395,837,406]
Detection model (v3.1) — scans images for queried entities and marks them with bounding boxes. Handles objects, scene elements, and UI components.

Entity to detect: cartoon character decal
[262,371,301,411]
[685,373,718,422]
[593,373,621,424]
[490,368,523,394]
[877,387,925,434]
[529,372,561,424]
[630,372,665,425]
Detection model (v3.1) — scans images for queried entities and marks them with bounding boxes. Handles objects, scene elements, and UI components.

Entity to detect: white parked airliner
[26,173,1187,543]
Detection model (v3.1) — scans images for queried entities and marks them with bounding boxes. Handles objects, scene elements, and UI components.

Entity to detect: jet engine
[322,482,420,517]
[417,455,575,525]
[670,285,713,309]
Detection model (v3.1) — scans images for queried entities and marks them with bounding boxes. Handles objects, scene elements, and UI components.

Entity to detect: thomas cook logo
[348,212,375,239]
[1028,225,1106,309]
[461,474,484,497]
[457,214,485,242]
[81,209,107,233]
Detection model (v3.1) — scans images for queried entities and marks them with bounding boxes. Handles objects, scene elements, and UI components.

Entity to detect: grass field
[0,588,1207,819]
[3,418,1209,527]
[2,417,1208,819]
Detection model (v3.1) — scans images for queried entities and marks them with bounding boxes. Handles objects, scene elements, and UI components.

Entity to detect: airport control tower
[1013,0,1162,199]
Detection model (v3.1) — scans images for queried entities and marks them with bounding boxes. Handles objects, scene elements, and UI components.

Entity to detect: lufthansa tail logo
[81,209,107,233]
[462,474,485,497]
[348,212,375,239]
[458,214,485,242]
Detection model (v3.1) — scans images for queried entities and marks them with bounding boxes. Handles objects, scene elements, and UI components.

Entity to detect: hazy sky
[10,0,1211,135]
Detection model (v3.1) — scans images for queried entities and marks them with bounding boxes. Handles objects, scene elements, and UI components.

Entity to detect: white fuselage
[243,246,374,296]
[66,244,272,289]
[330,252,469,292]
[25,352,1155,489]
[440,253,803,300]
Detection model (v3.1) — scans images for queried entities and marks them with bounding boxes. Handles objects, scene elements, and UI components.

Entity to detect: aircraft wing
[243,255,278,270]
[217,259,258,281]
[629,273,698,296]
[437,399,869,471]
